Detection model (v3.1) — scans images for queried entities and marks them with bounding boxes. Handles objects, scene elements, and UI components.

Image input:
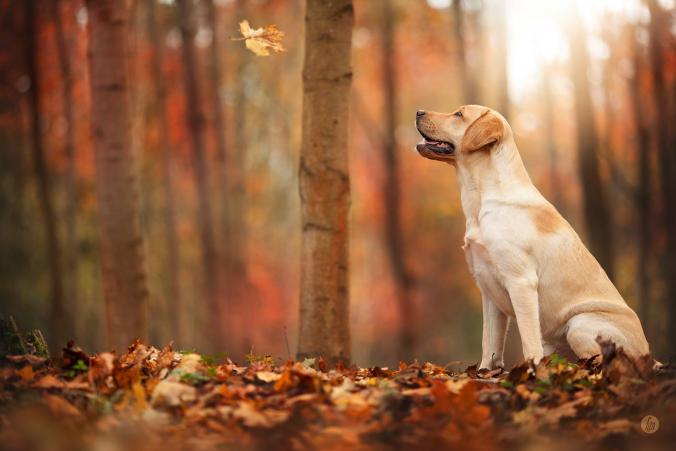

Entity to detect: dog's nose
[416,110,426,118]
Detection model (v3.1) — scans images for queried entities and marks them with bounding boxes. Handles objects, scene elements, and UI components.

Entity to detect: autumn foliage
[1,339,675,450]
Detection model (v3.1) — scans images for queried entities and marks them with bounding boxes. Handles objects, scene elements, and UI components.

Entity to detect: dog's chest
[463,227,514,316]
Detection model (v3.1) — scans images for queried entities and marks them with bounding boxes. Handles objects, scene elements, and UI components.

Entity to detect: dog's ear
[461,111,504,152]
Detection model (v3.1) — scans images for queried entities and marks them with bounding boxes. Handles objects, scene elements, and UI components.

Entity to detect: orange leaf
[236,20,286,56]
[42,394,81,418]
[17,365,34,382]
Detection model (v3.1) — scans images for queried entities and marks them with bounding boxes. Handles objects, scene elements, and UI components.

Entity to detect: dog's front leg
[507,280,544,364]
[479,296,509,370]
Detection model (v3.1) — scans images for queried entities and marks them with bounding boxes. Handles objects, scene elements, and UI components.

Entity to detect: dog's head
[415,105,506,164]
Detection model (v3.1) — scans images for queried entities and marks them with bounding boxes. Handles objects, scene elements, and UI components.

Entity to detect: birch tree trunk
[566,6,614,280]
[381,0,415,361]
[25,0,68,348]
[148,0,182,344]
[86,0,149,351]
[176,0,222,348]
[297,0,354,365]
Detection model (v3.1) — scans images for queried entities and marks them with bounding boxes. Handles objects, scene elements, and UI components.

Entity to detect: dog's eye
[454,111,463,118]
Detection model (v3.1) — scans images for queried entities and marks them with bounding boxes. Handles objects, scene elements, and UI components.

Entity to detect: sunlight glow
[505,0,648,100]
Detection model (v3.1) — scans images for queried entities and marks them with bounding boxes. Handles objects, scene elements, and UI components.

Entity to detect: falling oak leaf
[234,20,286,56]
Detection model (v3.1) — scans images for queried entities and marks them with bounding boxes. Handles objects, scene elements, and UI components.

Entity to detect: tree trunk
[494,0,509,118]
[645,0,676,346]
[205,0,228,209]
[25,0,68,349]
[566,6,614,280]
[629,30,652,336]
[51,0,78,339]
[598,23,622,285]
[176,0,221,348]
[541,64,564,212]
[223,0,247,288]
[148,0,182,344]
[451,0,478,104]
[380,0,415,361]
[297,0,353,365]
[86,0,149,351]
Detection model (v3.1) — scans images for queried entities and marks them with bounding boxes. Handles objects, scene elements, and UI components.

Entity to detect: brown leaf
[231,401,289,428]
[236,20,286,56]
[33,374,66,389]
[6,354,47,367]
[42,393,80,418]
[256,371,281,383]
[17,365,34,382]
[150,380,196,407]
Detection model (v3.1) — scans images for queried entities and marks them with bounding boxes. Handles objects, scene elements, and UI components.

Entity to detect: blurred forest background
[0,0,674,367]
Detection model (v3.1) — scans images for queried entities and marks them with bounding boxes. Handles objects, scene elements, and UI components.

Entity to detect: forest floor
[1,338,675,451]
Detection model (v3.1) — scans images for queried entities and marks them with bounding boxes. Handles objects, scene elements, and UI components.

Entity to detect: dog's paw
[479,359,504,371]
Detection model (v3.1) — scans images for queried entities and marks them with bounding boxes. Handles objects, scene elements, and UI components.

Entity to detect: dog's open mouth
[416,130,455,155]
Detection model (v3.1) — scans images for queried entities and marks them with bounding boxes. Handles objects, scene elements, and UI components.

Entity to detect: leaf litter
[1,339,675,450]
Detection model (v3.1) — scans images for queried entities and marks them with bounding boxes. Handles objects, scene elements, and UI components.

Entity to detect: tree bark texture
[297,0,354,365]
[148,0,182,344]
[381,0,415,361]
[86,0,149,351]
[176,0,222,348]
[25,0,68,349]
[566,7,615,280]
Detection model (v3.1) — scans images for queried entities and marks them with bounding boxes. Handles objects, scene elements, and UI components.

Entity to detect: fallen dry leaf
[6,354,47,366]
[150,380,196,407]
[2,339,674,450]
[17,365,34,382]
[42,393,80,417]
[255,371,281,383]
[33,374,66,389]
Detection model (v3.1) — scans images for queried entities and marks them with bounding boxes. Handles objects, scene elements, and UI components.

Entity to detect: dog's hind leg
[565,313,627,359]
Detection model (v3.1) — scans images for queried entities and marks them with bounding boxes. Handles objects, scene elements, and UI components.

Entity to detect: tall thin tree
[86,0,149,350]
[51,0,79,335]
[628,27,652,336]
[494,0,509,118]
[645,0,676,346]
[25,0,68,348]
[148,0,182,343]
[451,0,478,104]
[205,0,228,206]
[541,64,564,212]
[565,6,614,280]
[297,0,354,365]
[380,0,415,361]
[176,0,221,348]
[224,0,248,290]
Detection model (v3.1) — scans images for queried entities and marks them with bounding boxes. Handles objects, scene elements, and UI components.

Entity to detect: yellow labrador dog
[415,105,649,369]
